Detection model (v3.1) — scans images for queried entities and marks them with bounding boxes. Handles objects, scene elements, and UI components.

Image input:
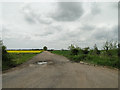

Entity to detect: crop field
[7,50,44,53]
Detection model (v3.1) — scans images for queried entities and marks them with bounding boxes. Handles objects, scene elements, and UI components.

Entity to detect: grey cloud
[111,25,118,41]
[51,2,84,21]
[2,24,13,33]
[94,31,107,40]
[58,29,82,41]
[3,38,34,49]
[2,2,117,49]
[21,5,52,24]
[25,16,36,24]
[80,24,95,31]
[21,4,36,24]
[91,3,101,15]
[2,26,8,32]
[37,18,51,24]
[34,32,53,37]
[112,25,118,34]
[93,25,118,41]
[112,2,118,9]
[33,25,63,37]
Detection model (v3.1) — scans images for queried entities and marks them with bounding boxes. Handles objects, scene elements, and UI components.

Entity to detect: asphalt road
[2,51,118,88]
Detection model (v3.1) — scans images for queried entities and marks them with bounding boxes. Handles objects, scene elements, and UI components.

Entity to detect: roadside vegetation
[51,41,119,69]
[2,53,37,71]
[1,41,39,71]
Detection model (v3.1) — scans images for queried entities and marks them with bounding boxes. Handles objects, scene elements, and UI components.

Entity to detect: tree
[118,43,120,68]
[43,46,47,51]
[103,41,118,51]
[118,43,120,56]
[103,41,109,51]
[68,44,79,55]
[0,40,2,56]
[68,44,75,50]
[1,41,11,62]
[0,40,2,70]
[93,44,100,55]
[82,47,90,54]
[103,41,118,56]
[109,41,117,50]
[1,40,13,70]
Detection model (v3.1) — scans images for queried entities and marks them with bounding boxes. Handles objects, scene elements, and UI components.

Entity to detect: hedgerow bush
[51,41,119,69]
[68,44,79,55]
[2,45,14,70]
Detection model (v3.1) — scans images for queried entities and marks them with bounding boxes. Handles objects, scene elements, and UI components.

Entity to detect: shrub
[71,48,79,55]
[43,46,47,51]
[2,45,14,70]
[82,47,90,54]
[68,44,79,55]
[103,41,118,51]
[93,44,100,55]
[2,46,12,62]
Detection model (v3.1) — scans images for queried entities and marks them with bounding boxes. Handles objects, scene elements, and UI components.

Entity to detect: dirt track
[2,51,118,88]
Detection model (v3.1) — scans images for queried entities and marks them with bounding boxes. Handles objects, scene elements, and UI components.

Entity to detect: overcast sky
[1,2,118,49]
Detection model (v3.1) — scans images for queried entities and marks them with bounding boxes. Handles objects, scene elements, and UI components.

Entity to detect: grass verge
[2,53,38,71]
[51,50,119,69]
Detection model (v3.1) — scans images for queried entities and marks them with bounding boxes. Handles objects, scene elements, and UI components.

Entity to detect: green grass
[51,50,119,69]
[2,53,37,71]
[10,53,37,65]
[51,50,71,56]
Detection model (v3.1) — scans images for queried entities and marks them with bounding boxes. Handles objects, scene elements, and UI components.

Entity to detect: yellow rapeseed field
[7,50,44,53]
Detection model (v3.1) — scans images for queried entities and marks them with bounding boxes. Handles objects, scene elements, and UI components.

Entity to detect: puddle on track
[37,61,47,65]
[34,60,54,65]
